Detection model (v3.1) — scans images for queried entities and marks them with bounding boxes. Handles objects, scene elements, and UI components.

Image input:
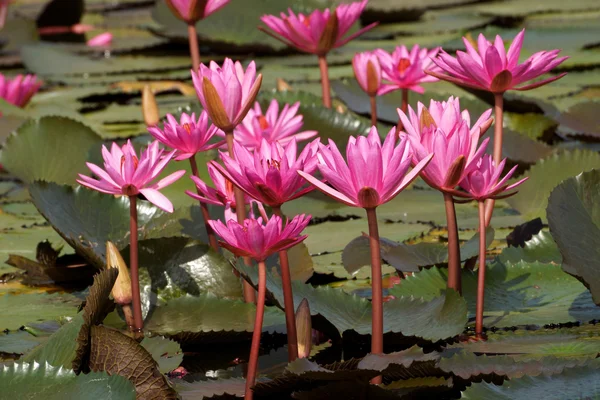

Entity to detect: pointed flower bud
[142,85,160,127]
[353,51,382,96]
[105,241,132,305]
[295,298,312,359]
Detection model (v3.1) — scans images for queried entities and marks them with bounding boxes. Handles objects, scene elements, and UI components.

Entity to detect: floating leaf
[547,169,600,304]
[23,315,85,368]
[0,362,135,400]
[0,292,81,331]
[499,231,561,265]
[507,150,600,221]
[141,336,183,374]
[174,377,246,400]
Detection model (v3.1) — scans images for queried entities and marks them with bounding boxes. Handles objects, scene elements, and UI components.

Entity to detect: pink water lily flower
[353,51,382,96]
[209,214,311,261]
[219,100,317,150]
[191,58,262,132]
[211,138,320,207]
[375,45,441,94]
[427,29,568,93]
[398,97,493,193]
[259,0,377,56]
[186,163,253,221]
[165,0,230,23]
[77,140,186,213]
[148,111,224,160]
[87,32,113,47]
[0,73,42,107]
[298,127,433,209]
[457,154,528,200]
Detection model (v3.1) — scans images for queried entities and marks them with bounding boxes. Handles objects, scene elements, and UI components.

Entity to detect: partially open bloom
[398,97,492,193]
[0,73,42,107]
[77,140,185,213]
[209,214,311,261]
[353,51,382,96]
[186,164,252,221]
[165,0,230,24]
[191,58,262,132]
[211,138,320,207]
[456,155,528,201]
[259,0,376,56]
[375,45,441,94]
[299,127,432,209]
[87,32,113,47]
[148,111,224,160]
[221,100,317,150]
[427,30,568,93]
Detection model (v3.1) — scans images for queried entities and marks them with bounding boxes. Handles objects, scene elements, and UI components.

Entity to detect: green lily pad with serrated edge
[547,169,600,305]
[0,362,136,400]
[498,231,561,265]
[389,261,600,328]
[0,292,82,331]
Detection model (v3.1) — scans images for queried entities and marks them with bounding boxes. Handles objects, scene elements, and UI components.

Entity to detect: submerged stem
[244,260,267,400]
[273,206,298,361]
[128,196,143,332]
[484,93,504,226]
[476,201,487,338]
[366,207,383,385]
[318,55,332,108]
[187,24,201,73]
[443,193,462,294]
[189,156,219,251]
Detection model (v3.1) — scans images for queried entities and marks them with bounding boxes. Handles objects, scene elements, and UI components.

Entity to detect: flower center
[302,17,311,27]
[226,179,235,195]
[183,123,192,135]
[266,159,281,170]
[397,58,411,75]
[120,155,139,172]
[257,115,270,130]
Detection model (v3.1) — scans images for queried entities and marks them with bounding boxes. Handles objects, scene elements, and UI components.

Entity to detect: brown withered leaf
[112,80,196,96]
[73,268,118,374]
[89,325,178,400]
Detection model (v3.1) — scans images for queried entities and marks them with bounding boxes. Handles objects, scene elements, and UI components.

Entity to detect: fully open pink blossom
[375,45,441,94]
[209,214,311,261]
[217,100,317,150]
[87,32,113,47]
[260,0,376,56]
[77,140,185,213]
[353,51,382,96]
[165,0,230,23]
[211,138,320,207]
[0,73,42,107]
[456,155,528,201]
[186,164,253,221]
[398,97,492,193]
[191,58,262,132]
[427,30,568,93]
[298,127,432,209]
[148,111,224,160]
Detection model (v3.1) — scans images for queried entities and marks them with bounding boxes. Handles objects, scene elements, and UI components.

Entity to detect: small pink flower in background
[148,111,224,160]
[0,0,9,30]
[259,0,377,55]
[427,29,568,93]
[186,164,253,221]
[71,24,95,34]
[375,45,441,94]
[298,127,433,209]
[191,58,262,132]
[87,32,113,47]
[77,140,185,213]
[211,138,320,207]
[352,51,382,96]
[457,154,528,200]
[398,97,492,193]
[0,74,42,107]
[209,214,311,261]
[220,100,317,150]
[165,0,230,23]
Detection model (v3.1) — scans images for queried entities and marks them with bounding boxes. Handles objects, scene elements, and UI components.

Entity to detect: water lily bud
[105,241,132,306]
[295,298,312,359]
[142,85,160,127]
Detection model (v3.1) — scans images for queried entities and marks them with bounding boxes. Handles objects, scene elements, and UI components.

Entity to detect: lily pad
[507,150,600,221]
[498,231,561,265]
[547,169,600,304]
[141,336,183,374]
[0,362,135,400]
[0,292,81,331]
[0,116,103,185]
[23,315,85,368]
[390,262,600,328]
